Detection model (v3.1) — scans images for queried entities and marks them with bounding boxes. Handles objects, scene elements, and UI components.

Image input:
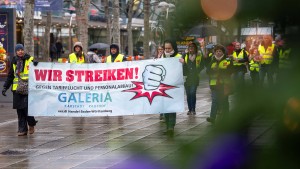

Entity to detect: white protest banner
[28,58,184,117]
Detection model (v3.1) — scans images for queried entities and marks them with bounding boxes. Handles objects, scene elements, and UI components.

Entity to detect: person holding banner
[143,40,183,136]
[2,44,38,136]
[106,44,126,63]
[154,45,165,121]
[162,40,184,136]
[68,42,86,63]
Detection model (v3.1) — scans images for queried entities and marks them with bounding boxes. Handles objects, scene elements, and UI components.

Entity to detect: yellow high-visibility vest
[106,54,124,63]
[69,52,85,63]
[258,44,275,64]
[184,54,201,68]
[249,59,260,72]
[209,59,230,86]
[232,49,246,66]
[12,56,34,91]
[174,53,182,58]
[278,48,291,69]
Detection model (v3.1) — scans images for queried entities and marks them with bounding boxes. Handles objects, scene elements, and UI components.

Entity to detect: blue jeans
[185,85,197,112]
[210,86,229,119]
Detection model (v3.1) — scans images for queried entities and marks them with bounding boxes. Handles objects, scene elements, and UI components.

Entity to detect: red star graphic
[123,81,177,104]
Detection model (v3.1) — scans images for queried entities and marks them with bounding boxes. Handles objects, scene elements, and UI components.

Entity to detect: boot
[17,132,27,136]
[206,117,215,123]
[29,126,35,134]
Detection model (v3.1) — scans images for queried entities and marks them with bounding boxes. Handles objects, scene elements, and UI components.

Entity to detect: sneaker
[206,117,215,123]
[187,111,191,115]
[29,126,35,134]
[192,111,196,115]
[17,132,27,136]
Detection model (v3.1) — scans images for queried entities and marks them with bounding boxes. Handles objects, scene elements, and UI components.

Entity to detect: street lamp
[157,1,175,19]
[156,1,176,39]
[252,18,262,36]
[268,22,275,37]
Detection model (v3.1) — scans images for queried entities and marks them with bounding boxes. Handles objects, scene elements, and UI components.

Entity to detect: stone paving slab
[0,78,275,169]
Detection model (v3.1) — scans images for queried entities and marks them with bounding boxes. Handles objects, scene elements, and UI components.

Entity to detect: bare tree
[143,0,150,59]
[112,0,120,47]
[23,0,35,56]
[44,11,51,61]
[74,0,90,54]
[104,0,111,56]
[127,0,134,56]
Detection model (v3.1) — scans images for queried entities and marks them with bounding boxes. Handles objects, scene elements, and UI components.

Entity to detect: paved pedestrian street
[0,77,275,169]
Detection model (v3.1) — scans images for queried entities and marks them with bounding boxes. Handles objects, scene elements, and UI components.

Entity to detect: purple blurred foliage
[190,133,249,169]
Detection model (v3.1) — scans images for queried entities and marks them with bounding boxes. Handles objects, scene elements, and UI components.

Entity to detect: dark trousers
[56,51,61,59]
[250,71,260,87]
[259,64,274,86]
[164,113,176,129]
[185,85,197,112]
[210,86,229,119]
[233,71,245,88]
[17,108,37,133]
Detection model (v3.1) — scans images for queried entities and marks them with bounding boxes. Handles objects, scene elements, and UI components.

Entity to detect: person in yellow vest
[106,44,126,63]
[275,35,292,83]
[231,42,248,88]
[258,35,279,86]
[68,42,86,63]
[206,44,233,124]
[248,48,261,86]
[183,42,204,115]
[2,44,38,136]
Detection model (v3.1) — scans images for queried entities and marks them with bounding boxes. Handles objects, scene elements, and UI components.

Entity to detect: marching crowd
[1,33,293,137]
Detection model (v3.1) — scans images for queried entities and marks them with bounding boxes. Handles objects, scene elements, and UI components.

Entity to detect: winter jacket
[3,54,33,109]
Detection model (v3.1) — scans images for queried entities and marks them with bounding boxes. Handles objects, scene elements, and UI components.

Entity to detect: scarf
[164,50,174,58]
[189,54,196,62]
[215,54,224,61]
[16,56,25,77]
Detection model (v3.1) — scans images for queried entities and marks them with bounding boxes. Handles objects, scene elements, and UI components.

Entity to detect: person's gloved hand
[2,87,7,96]
[33,61,39,66]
